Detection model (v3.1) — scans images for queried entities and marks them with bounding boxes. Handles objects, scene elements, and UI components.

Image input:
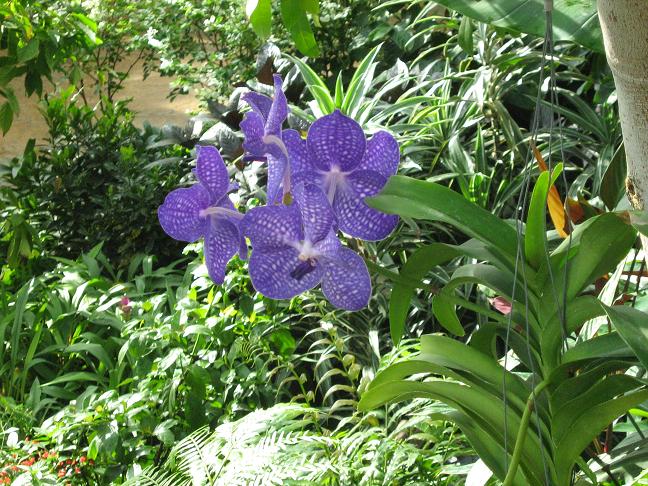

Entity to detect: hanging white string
[500,1,563,483]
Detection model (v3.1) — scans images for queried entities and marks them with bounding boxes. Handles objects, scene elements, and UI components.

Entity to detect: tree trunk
[597,0,648,253]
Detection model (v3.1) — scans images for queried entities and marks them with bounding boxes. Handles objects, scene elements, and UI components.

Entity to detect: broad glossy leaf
[552,374,645,445]
[563,332,633,363]
[600,144,627,210]
[432,292,466,336]
[540,295,604,370]
[470,323,541,373]
[359,379,548,485]
[543,213,636,305]
[389,243,459,345]
[525,169,551,270]
[246,0,272,39]
[17,37,40,63]
[368,176,519,257]
[604,305,648,370]
[431,0,602,52]
[433,263,540,338]
[448,410,529,485]
[420,335,529,404]
[551,361,637,410]
[280,0,320,57]
[64,342,113,369]
[457,16,474,54]
[555,389,648,484]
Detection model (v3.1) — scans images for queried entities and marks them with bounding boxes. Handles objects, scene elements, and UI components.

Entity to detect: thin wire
[501,3,556,483]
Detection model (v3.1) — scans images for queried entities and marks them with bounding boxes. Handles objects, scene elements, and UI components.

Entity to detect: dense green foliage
[4,92,190,265]
[1,1,647,485]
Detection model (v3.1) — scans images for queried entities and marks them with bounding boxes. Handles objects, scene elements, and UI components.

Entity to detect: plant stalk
[502,381,548,486]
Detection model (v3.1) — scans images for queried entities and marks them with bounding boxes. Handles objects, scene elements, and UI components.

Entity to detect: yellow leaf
[531,142,569,238]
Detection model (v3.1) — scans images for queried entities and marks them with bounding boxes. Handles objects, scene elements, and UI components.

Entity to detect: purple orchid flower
[242,183,371,311]
[158,145,245,284]
[290,109,400,241]
[240,74,291,204]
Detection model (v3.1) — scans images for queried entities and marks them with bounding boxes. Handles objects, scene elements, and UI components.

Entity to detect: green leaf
[432,292,466,336]
[563,332,633,363]
[432,0,602,52]
[600,144,627,210]
[540,295,604,370]
[389,243,459,345]
[359,379,548,485]
[544,213,636,305]
[246,0,272,39]
[286,54,334,113]
[280,0,320,57]
[419,335,530,404]
[368,176,520,257]
[552,374,645,445]
[302,0,319,15]
[71,13,102,45]
[550,360,634,412]
[554,389,648,484]
[525,170,551,270]
[64,342,113,369]
[17,38,40,63]
[0,102,14,135]
[42,371,104,386]
[604,305,648,370]
[457,16,474,53]
[341,44,381,117]
[334,71,344,108]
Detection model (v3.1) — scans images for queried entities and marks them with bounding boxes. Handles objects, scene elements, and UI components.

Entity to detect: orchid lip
[290,259,318,280]
[322,165,351,203]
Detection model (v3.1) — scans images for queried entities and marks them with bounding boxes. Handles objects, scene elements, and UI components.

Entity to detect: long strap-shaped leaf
[429,0,602,52]
[358,380,551,485]
[554,389,648,484]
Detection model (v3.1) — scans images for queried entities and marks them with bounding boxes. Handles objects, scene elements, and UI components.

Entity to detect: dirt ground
[0,58,200,160]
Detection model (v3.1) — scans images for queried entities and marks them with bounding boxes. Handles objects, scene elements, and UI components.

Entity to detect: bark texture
[598,0,648,253]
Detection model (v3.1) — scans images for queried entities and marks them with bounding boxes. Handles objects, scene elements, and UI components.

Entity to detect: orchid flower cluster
[158,75,400,311]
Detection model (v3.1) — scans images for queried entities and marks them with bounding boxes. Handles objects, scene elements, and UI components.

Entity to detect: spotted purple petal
[333,169,398,240]
[265,74,288,137]
[307,110,366,172]
[204,219,240,284]
[321,247,371,311]
[313,230,342,258]
[293,183,335,244]
[195,145,229,201]
[158,184,210,242]
[240,111,267,158]
[292,169,324,191]
[358,131,400,177]
[248,247,324,299]
[283,129,313,174]
[266,153,287,205]
[242,91,272,119]
[214,195,248,260]
[242,204,303,250]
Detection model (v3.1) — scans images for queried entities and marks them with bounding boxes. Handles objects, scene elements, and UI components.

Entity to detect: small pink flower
[489,296,512,315]
[119,296,132,317]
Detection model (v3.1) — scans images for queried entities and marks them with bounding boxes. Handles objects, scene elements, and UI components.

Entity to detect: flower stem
[502,380,548,486]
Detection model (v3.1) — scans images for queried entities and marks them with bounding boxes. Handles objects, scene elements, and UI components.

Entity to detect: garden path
[0,55,200,160]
